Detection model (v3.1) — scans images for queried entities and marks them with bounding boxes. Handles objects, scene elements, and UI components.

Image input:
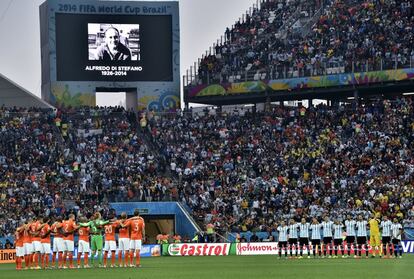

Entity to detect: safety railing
[184,56,414,88]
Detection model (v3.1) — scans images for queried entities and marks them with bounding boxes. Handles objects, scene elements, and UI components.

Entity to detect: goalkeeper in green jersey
[79,212,109,267]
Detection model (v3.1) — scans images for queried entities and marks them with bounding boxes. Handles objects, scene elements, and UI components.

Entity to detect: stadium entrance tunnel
[96,87,138,110]
[144,215,175,243]
[110,202,201,243]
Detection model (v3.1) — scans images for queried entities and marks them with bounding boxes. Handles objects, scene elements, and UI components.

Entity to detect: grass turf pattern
[0,255,412,279]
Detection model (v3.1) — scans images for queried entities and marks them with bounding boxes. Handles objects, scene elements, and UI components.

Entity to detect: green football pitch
[0,255,412,279]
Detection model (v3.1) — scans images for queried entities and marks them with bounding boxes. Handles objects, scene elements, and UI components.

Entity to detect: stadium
[0,0,413,278]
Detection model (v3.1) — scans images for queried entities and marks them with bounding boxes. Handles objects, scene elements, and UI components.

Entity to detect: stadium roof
[0,72,54,109]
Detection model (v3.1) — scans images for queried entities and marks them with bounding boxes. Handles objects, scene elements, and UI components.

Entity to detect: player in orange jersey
[30,216,44,269]
[50,216,64,268]
[124,209,145,267]
[117,212,130,267]
[22,219,33,269]
[77,217,91,268]
[61,214,78,269]
[103,217,119,268]
[40,217,51,269]
[14,223,25,270]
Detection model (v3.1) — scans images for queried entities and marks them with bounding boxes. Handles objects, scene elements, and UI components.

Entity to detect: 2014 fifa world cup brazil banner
[187,68,414,98]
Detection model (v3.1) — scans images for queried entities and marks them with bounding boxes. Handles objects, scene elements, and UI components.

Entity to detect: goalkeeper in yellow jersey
[368,213,381,258]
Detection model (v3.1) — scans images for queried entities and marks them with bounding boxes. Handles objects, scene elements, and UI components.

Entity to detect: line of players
[14,210,145,270]
[275,215,404,259]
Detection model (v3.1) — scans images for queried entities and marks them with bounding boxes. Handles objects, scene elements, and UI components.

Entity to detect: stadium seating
[144,98,414,236]
[3,98,414,239]
[195,0,414,85]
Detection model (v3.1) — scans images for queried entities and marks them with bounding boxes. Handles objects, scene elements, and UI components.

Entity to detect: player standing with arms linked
[310,218,322,258]
[298,218,310,259]
[368,213,381,258]
[344,215,356,258]
[332,219,344,258]
[117,212,131,267]
[321,216,334,258]
[288,219,299,258]
[29,216,43,269]
[77,217,91,268]
[356,215,369,258]
[277,221,289,259]
[380,216,393,258]
[23,219,33,269]
[50,216,64,268]
[390,218,403,258]
[103,218,119,268]
[14,223,25,270]
[121,209,145,267]
[61,214,78,269]
[79,212,110,267]
[40,217,51,269]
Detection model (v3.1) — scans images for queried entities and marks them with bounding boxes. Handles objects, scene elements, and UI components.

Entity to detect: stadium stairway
[137,121,171,177]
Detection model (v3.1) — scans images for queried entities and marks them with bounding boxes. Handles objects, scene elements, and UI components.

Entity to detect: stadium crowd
[1,98,414,241]
[145,98,414,237]
[0,106,172,238]
[197,0,414,83]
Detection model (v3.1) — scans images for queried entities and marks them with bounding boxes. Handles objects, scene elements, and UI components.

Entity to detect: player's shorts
[32,241,42,253]
[357,236,367,245]
[104,240,117,251]
[63,240,74,252]
[310,239,321,246]
[323,237,332,244]
[41,243,51,254]
[299,238,309,246]
[129,239,142,251]
[333,239,343,246]
[118,238,130,251]
[278,241,288,248]
[288,238,297,245]
[16,246,25,257]
[391,238,401,245]
[78,240,90,253]
[382,236,391,244]
[91,235,104,251]
[53,237,64,252]
[23,242,33,255]
[370,234,380,247]
[346,236,355,244]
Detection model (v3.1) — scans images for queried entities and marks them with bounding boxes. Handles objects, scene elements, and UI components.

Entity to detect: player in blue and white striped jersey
[321,216,334,258]
[333,219,344,258]
[356,215,368,258]
[310,218,322,257]
[277,221,289,259]
[380,216,392,258]
[298,218,310,258]
[288,219,299,258]
[344,215,356,257]
[391,218,403,258]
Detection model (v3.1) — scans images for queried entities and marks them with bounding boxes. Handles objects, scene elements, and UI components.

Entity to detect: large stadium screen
[55,13,172,82]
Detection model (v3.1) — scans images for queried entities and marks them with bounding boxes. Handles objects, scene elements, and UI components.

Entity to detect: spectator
[5,239,13,249]
[250,232,259,242]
